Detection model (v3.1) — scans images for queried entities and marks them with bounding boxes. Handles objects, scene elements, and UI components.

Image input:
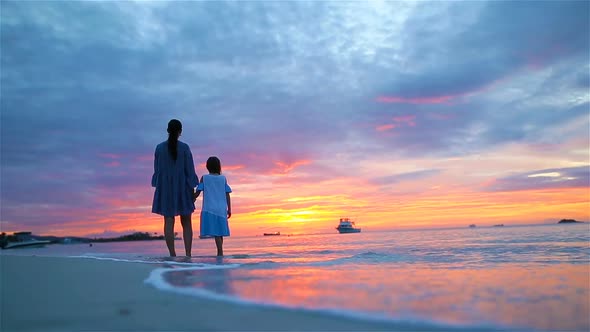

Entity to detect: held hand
[227,209,232,219]
[192,191,197,203]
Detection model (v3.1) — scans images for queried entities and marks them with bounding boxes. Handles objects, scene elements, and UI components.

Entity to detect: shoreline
[1,255,465,332]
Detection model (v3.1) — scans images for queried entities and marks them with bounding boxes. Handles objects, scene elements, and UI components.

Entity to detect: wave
[306,251,415,267]
[66,254,243,268]
[143,266,509,332]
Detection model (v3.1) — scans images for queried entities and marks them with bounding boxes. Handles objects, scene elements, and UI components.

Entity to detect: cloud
[1,1,588,234]
[483,166,590,192]
[376,95,455,105]
[370,169,442,186]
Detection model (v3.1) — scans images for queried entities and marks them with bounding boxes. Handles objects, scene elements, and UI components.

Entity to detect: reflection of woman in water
[152,119,198,257]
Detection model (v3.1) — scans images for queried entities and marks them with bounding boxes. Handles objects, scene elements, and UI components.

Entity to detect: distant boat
[336,218,361,233]
[469,224,476,228]
[493,224,504,227]
[263,232,280,236]
[199,235,214,239]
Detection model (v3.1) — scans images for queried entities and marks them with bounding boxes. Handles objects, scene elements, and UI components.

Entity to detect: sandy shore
[0,255,447,332]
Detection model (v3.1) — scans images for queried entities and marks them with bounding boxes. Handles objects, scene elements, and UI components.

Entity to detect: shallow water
[4,223,589,331]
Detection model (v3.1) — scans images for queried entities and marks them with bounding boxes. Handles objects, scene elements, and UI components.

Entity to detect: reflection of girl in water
[195,156,232,256]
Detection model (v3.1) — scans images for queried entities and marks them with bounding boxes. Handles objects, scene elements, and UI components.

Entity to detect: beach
[1,255,439,332]
[2,225,588,332]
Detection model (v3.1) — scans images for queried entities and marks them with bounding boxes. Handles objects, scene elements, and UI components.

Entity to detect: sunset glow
[1,1,588,237]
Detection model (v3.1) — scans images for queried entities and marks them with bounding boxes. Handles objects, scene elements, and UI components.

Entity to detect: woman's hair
[167,119,182,161]
[206,156,222,174]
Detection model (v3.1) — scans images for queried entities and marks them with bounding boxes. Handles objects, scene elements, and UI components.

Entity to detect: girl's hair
[206,156,222,174]
[167,119,182,161]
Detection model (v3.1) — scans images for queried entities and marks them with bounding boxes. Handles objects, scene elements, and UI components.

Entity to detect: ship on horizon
[336,218,361,233]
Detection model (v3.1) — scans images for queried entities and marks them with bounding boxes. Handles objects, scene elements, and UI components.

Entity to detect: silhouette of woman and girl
[151,119,232,257]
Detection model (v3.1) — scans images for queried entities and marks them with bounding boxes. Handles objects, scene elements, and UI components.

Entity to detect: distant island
[88,232,165,243]
[558,219,582,224]
[1,231,165,248]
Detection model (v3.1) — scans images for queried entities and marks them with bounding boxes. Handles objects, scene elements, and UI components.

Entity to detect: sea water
[4,223,589,331]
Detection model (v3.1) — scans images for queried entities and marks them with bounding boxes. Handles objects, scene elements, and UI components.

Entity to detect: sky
[1,1,589,237]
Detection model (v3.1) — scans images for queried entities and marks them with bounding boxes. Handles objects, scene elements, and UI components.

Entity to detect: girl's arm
[194,176,204,199]
[226,192,231,219]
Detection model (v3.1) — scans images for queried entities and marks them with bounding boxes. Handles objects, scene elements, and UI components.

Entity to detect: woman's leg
[164,216,176,257]
[180,214,193,257]
[214,236,224,256]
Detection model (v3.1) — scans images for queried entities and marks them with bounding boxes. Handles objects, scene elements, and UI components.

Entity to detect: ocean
[4,223,589,331]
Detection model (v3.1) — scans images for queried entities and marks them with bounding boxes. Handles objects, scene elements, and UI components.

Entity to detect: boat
[1,231,52,249]
[336,218,361,233]
[469,224,476,228]
[493,224,504,227]
[3,239,51,249]
[199,235,214,239]
[263,232,280,236]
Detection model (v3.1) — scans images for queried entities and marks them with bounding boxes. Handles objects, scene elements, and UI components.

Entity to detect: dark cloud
[385,1,589,99]
[576,70,590,89]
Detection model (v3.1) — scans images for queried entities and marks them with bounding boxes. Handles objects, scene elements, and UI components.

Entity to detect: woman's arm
[185,146,198,189]
[151,147,159,187]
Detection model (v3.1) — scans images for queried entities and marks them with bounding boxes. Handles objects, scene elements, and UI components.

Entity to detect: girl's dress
[197,174,232,236]
[151,141,198,217]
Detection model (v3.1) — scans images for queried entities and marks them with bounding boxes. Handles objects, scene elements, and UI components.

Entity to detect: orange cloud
[7,155,587,239]
[224,164,245,171]
[271,160,311,175]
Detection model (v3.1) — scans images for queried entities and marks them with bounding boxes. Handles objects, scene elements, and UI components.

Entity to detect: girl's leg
[180,214,193,257]
[214,236,223,256]
[164,216,176,257]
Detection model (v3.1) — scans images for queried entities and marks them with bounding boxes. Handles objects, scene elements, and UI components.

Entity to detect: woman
[152,119,198,257]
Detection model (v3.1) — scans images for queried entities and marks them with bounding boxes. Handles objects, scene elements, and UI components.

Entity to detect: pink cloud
[376,76,509,106]
[376,124,396,132]
[375,115,416,132]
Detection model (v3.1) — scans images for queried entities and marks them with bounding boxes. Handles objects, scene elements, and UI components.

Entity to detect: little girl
[195,156,232,256]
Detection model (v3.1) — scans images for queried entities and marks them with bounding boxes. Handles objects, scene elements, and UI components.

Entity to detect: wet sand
[0,255,448,332]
